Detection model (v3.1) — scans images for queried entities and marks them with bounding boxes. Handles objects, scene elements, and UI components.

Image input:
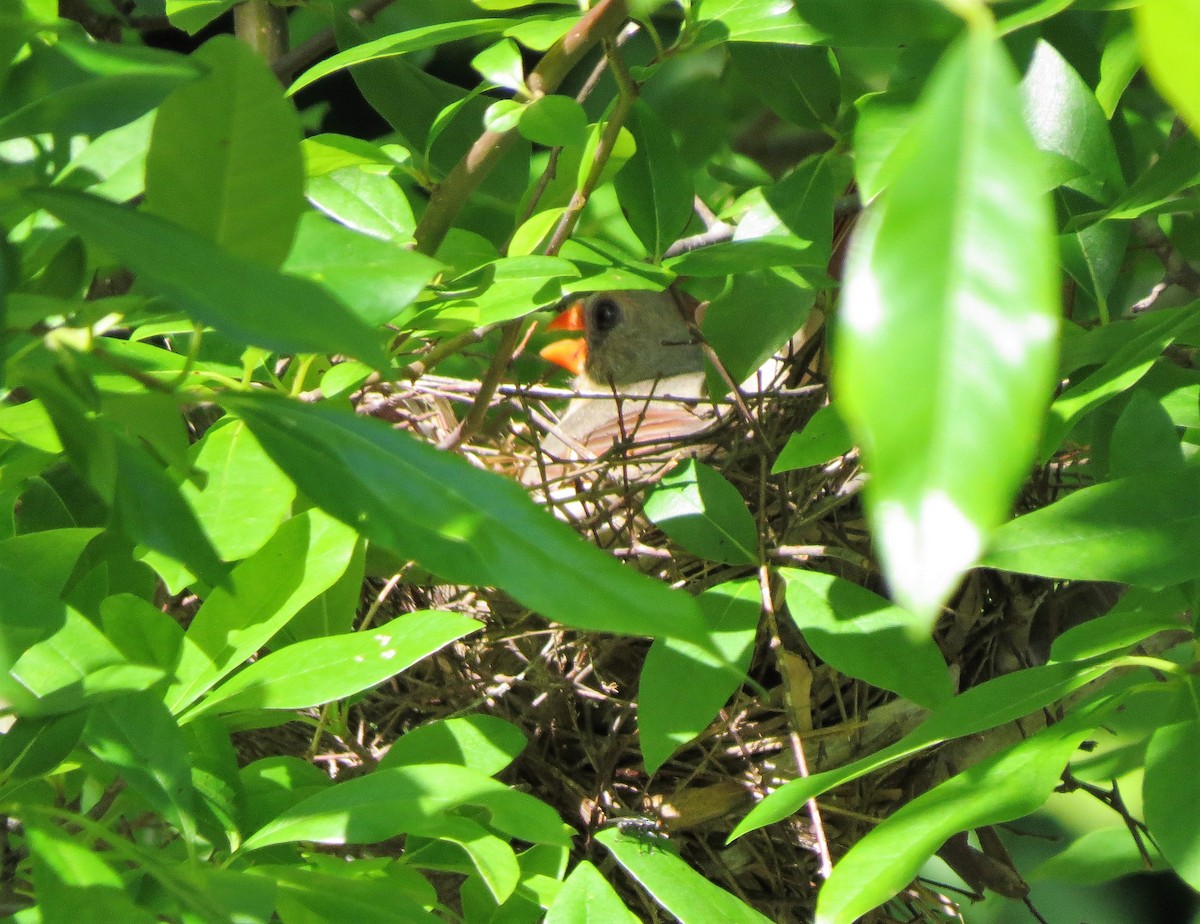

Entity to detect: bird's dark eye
[591,298,622,333]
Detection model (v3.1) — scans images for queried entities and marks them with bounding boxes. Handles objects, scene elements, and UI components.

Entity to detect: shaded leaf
[615,101,694,259]
[378,715,527,776]
[772,405,852,473]
[546,861,640,924]
[1142,696,1200,891]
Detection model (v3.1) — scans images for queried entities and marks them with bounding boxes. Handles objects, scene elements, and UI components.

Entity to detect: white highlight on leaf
[965,294,1057,366]
[841,264,884,336]
[380,649,396,660]
[877,491,982,619]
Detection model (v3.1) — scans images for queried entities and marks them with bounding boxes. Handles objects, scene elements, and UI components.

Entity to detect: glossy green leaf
[615,101,694,260]
[165,509,360,715]
[483,98,524,133]
[639,579,760,773]
[167,0,236,33]
[28,189,389,368]
[378,715,527,775]
[1142,698,1200,890]
[834,28,1059,623]
[146,36,303,267]
[695,0,824,44]
[302,133,398,178]
[983,463,1200,585]
[243,763,570,851]
[814,716,1095,924]
[306,167,417,243]
[644,460,758,565]
[521,95,588,148]
[289,19,511,95]
[473,38,525,93]
[1136,0,1200,136]
[772,405,852,473]
[0,35,201,143]
[595,827,773,923]
[185,610,480,721]
[732,659,1111,838]
[226,394,707,643]
[283,213,440,326]
[665,238,820,276]
[181,418,295,562]
[100,593,184,673]
[546,860,640,924]
[781,569,953,708]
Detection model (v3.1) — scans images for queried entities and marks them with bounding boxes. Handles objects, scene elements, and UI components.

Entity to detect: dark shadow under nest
[235,340,1134,924]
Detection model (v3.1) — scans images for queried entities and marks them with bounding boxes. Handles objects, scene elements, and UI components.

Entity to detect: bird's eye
[591,298,622,333]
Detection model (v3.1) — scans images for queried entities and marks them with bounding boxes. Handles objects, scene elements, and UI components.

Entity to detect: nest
[241,340,1123,923]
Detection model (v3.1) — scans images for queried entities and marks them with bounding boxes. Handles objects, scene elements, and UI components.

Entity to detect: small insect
[605,815,673,852]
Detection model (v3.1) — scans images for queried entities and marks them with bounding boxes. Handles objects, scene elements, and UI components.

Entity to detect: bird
[522,288,721,486]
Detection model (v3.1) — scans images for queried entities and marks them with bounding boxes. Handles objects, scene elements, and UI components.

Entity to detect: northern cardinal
[525,289,720,484]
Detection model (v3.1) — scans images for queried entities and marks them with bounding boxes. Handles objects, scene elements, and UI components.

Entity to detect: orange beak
[539,300,588,376]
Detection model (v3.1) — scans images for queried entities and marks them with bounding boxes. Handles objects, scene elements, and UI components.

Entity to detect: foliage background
[2,0,1200,922]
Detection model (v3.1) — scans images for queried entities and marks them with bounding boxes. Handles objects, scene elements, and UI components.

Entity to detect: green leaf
[167,0,236,33]
[833,28,1059,623]
[302,133,399,178]
[983,463,1200,585]
[100,593,184,673]
[180,418,296,562]
[614,100,695,260]
[1143,696,1200,890]
[772,405,852,473]
[283,213,441,326]
[289,19,512,95]
[112,432,224,585]
[27,188,389,368]
[695,0,825,44]
[473,38,525,93]
[0,711,87,781]
[665,238,820,276]
[84,693,197,840]
[306,167,417,243]
[0,35,201,143]
[243,763,570,851]
[639,579,760,773]
[0,528,100,595]
[1135,0,1200,137]
[378,715,527,775]
[1109,389,1185,478]
[1049,587,1189,664]
[185,610,480,721]
[731,658,1112,839]
[26,819,160,924]
[267,866,441,924]
[546,861,640,924]
[644,460,758,565]
[1029,825,1166,884]
[781,569,953,708]
[814,715,1096,924]
[483,98,525,133]
[224,394,708,644]
[165,509,360,715]
[701,268,814,396]
[728,43,839,131]
[521,95,588,147]
[595,827,773,923]
[145,35,303,268]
